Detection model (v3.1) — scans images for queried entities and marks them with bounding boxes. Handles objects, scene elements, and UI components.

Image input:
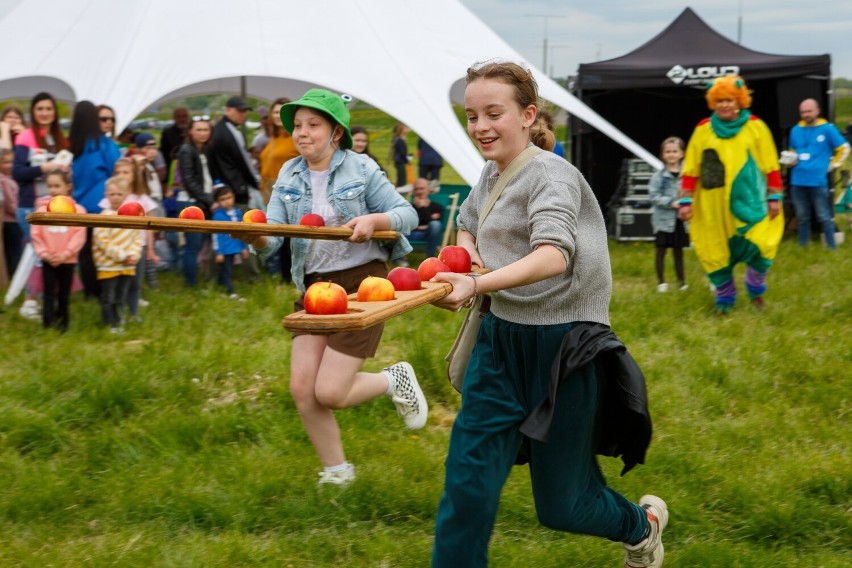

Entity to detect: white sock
[383,371,394,395]
[324,462,352,473]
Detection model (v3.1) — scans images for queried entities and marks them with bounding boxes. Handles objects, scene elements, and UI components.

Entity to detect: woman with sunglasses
[69,100,121,299]
[96,105,117,139]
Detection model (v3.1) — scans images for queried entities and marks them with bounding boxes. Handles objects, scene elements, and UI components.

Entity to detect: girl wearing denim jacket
[241,89,427,486]
[648,136,689,293]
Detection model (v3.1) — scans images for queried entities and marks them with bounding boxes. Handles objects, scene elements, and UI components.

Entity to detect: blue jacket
[212,208,249,255]
[72,136,121,214]
[788,119,848,187]
[258,149,417,292]
[648,167,682,234]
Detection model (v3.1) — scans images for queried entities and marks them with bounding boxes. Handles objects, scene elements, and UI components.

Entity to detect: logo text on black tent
[666,65,740,85]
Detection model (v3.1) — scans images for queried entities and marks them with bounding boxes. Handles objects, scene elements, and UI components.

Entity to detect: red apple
[243,209,267,223]
[299,213,325,227]
[117,201,145,216]
[438,245,472,273]
[387,266,422,291]
[356,276,395,302]
[417,257,451,281]
[304,282,348,315]
[179,205,205,220]
[46,195,76,213]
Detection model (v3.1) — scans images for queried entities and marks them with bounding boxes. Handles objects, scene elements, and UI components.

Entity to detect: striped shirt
[93,209,142,277]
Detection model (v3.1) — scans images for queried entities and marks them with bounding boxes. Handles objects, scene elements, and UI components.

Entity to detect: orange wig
[705,75,753,110]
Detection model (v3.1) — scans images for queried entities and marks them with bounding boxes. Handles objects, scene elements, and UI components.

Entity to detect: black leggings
[656,246,684,285]
[42,263,75,331]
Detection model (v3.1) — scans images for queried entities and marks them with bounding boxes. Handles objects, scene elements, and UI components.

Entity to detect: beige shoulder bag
[445,146,541,392]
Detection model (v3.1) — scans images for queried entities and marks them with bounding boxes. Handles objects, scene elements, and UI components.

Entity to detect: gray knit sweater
[457,149,611,326]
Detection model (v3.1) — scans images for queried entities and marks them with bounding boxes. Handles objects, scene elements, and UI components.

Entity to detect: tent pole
[240,75,249,142]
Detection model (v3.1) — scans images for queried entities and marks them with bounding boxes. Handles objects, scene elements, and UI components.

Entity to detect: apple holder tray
[283,281,453,333]
[26,212,400,241]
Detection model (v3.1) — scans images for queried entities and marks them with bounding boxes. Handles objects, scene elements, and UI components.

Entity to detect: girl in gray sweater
[430,62,667,568]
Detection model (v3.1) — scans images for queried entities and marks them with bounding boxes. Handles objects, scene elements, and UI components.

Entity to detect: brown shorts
[293,259,388,359]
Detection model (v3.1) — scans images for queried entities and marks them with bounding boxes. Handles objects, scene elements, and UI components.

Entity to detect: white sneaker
[383,362,428,429]
[229,293,246,302]
[317,464,356,486]
[679,284,689,292]
[138,298,150,308]
[656,283,668,293]
[19,300,40,320]
[624,495,668,568]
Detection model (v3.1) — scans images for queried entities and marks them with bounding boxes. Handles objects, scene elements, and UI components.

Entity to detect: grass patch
[1,229,850,566]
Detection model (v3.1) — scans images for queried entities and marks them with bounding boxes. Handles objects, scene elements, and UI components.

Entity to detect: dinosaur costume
[681,83,784,310]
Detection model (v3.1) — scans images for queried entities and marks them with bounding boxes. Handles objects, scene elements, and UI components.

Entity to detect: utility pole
[524,14,568,74]
[737,0,742,43]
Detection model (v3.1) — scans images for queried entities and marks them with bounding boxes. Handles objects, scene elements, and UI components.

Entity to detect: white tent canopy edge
[0,0,661,186]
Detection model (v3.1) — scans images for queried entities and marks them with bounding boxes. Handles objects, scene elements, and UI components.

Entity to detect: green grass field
[1,226,850,566]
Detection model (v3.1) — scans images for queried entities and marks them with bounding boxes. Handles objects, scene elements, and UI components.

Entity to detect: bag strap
[477,145,542,234]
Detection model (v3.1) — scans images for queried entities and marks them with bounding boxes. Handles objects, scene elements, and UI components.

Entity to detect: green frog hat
[280,89,353,149]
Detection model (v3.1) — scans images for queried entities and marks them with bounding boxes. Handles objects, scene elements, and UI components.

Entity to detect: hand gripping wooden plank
[26,212,400,241]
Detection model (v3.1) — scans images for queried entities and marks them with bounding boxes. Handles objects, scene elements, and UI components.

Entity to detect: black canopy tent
[571,7,831,212]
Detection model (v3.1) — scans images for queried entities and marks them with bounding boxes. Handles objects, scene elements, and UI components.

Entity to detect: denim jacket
[257,148,417,292]
[648,167,683,234]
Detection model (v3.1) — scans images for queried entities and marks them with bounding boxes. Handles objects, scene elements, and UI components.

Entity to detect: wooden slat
[26,212,400,241]
[283,281,453,333]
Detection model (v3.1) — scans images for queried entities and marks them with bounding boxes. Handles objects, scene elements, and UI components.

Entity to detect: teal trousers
[432,315,648,567]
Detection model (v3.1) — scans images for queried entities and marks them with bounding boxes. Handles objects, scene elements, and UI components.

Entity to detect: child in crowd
[132,133,166,203]
[211,184,249,299]
[30,170,86,331]
[112,157,159,317]
[648,136,689,292]
[239,89,423,486]
[93,176,140,334]
[1,149,22,280]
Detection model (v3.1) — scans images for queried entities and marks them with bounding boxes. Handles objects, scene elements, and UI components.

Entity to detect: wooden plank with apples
[283,259,487,334]
[25,212,400,241]
[283,280,454,333]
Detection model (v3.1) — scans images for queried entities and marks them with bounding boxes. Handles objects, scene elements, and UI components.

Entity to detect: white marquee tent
[0,0,661,185]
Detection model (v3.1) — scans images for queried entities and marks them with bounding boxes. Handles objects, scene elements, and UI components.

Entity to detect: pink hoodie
[30,195,87,264]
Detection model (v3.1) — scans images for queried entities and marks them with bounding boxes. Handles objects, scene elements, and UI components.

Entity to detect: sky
[460,1,852,80]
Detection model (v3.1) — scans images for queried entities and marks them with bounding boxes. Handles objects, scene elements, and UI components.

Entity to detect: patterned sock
[744,266,767,299]
[715,279,736,306]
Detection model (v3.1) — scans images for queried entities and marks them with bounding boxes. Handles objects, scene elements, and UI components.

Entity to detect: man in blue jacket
[787,98,850,249]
